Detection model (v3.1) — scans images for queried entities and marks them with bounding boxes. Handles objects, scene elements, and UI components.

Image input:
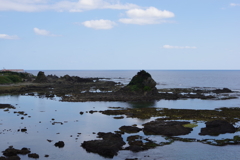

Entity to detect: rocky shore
[1,70,240,159]
[0,70,237,102]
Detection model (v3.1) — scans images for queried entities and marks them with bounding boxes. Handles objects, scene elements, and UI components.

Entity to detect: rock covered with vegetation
[34,71,48,83]
[118,70,158,95]
[0,71,35,84]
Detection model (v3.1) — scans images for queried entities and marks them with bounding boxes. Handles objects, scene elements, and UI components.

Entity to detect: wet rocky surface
[119,126,142,133]
[199,120,237,135]
[0,146,39,159]
[81,132,126,158]
[143,120,193,136]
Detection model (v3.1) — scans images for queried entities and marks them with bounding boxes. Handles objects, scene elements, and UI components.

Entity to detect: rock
[0,104,15,109]
[117,70,158,95]
[212,88,232,93]
[54,141,65,148]
[81,132,125,158]
[143,120,193,136]
[20,128,27,132]
[34,71,48,83]
[2,146,30,157]
[0,156,20,160]
[128,145,143,152]
[28,153,39,159]
[199,120,236,135]
[119,126,142,133]
[79,112,84,115]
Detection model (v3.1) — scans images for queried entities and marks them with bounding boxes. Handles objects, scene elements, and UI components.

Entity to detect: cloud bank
[119,7,175,25]
[0,34,19,39]
[82,19,116,29]
[0,0,139,12]
[163,45,197,49]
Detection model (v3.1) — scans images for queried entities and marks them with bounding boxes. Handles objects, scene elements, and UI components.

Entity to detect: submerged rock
[199,120,236,135]
[81,132,125,158]
[143,120,193,136]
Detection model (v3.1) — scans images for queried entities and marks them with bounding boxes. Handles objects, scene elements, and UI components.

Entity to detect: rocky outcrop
[1,146,31,159]
[199,120,236,135]
[34,71,48,83]
[54,141,65,148]
[0,104,15,109]
[143,120,193,136]
[212,88,232,93]
[117,70,158,96]
[119,126,142,133]
[81,132,125,158]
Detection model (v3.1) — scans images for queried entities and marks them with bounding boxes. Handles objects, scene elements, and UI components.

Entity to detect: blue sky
[0,0,239,70]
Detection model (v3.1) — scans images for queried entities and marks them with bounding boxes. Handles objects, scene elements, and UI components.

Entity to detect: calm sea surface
[0,70,240,160]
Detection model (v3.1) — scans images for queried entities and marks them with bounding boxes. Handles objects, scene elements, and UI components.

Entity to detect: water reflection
[126,101,157,108]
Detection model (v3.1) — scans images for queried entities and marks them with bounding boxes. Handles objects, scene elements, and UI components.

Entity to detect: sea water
[0,70,240,160]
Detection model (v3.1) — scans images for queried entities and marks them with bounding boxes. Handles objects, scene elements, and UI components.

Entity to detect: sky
[0,0,240,70]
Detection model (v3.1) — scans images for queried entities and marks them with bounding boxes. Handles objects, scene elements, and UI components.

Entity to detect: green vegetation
[127,70,152,91]
[183,123,198,128]
[0,71,35,84]
[101,107,240,123]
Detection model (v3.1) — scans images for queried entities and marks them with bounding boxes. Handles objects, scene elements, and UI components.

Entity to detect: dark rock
[44,154,49,157]
[119,126,142,133]
[20,128,27,132]
[79,112,84,115]
[117,70,158,96]
[81,132,125,158]
[54,141,65,148]
[0,156,20,160]
[199,120,236,135]
[143,120,193,136]
[2,146,30,157]
[0,104,15,109]
[212,88,232,93]
[128,145,143,152]
[28,153,39,159]
[34,71,48,83]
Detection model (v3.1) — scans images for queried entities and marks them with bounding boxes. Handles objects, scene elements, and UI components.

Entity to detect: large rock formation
[118,70,158,95]
[34,71,48,83]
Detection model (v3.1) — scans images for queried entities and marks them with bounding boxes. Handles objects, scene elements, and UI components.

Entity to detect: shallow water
[1,95,240,160]
[1,70,240,159]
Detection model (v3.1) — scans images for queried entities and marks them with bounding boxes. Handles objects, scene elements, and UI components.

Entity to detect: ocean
[0,70,240,160]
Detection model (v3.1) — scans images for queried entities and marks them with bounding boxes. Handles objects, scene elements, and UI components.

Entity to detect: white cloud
[163,45,197,49]
[82,19,116,30]
[230,3,240,6]
[0,0,139,12]
[33,28,60,36]
[119,7,174,25]
[0,34,19,39]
